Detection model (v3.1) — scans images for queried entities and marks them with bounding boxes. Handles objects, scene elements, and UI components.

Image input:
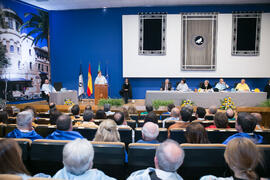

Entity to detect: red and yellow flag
[87,63,93,96]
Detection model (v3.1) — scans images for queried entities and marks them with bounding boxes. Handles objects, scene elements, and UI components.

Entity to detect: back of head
[225,138,261,180]
[22,106,37,117]
[185,122,209,143]
[209,106,217,115]
[121,107,130,120]
[226,108,235,119]
[196,107,206,118]
[49,103,56,110]
[5,106,14,117]
[71,104,80,116]
[94,120,120,142]
[167,104,175,113]
[0,139,29,174]
[128,105,137,114]
[104,104,111,112]
[146,105,153,113]
[171,108,180,118]
[16,111,33,130]
[49,110,62,125]
[0,110,8,123]
[142,122,159,141]
[251,113,262,125]
[83,110,94,122]
[63,139,94,175]
[113,112,125,125]
[155,139,185,172]
[237,112,257,133]
[144,111,158,125]
[56,115,72,131]
[85,105,92,111]
[180,106,192,122]
[95,109,107,119]
[214,112,228,128]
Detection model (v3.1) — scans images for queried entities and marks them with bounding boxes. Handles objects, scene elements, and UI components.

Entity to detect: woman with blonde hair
[93,119,120,142]
[201,138,262,180]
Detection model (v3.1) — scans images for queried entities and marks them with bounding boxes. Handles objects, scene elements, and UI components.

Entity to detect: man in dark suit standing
[264,80,270,99]
[160,79,172,91]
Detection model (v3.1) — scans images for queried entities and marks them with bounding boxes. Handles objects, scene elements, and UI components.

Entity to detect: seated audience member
[141,104,153,115]
[85,105,92,111]
[137,122,159,144]
[223,112,263,144]
[0,110,8,124]
[54,139,115,180]
[235,79,250,92]
[71,104,80,119]
[121,107,131,120]
[49,110,62,125]
[23,106,37,117]
[74,110,98,128]
[93,120,120,142]
[113,111,128,127]
[208,105,217,115]
[251,113,264,130]
[215,78,229,91]
[104,103,115,116]
[201,138,262,180]
[264,79,270,99]
[5,106,14,117]
[95,109,107,119]
[6,111,43,141]
[185,123,209,143]
[226,108,235,120]
[207,112,230,129]
[49,102,57,112]
[194,107,206,122]
[160,79,172,91]
[168,106,193,132]
[127,139,185,180]
[46,115,83,140]
[144,111,158,125]
[163,108,180,128]
[176,79,189,92]
[201,80,212,92]
[128,105,137,114]
[162,103,175,115]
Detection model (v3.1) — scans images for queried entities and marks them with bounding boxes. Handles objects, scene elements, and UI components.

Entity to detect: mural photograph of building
[0,8,50,100]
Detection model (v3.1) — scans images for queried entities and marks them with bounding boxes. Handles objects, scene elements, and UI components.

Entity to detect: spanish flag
[87,63,93,97]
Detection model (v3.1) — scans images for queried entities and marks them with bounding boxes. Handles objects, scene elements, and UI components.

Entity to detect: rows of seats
[3,138,270,180]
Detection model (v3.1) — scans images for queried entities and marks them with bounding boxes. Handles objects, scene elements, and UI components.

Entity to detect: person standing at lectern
[94,71,107,85]
[160,79,172,91]
[120,78,132,104]
[41,79,56,102]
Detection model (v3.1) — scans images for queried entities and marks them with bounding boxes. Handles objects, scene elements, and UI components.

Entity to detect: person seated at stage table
[264,79,270,99]
[215,78,229,91]
[200,80,213,92]
[94,71,107,85]
[41,79,56,102]
[95,109,107,119]
[140,104,153,115]
[53,139,115,180]
[176,79,189,92]
[6,111,43,141]
[223,112,263,144]
[74,110,98,128]
[46,115,83,140]
[185,122,210,144]
[226,108,235,120]
[194,107,206,122]
[235,79,250,92]
[163,108,180,128]
[206,112,230,129]
[160,79,172,91]
[120,78,132,104]
[137,122,159,144]
[71,104,80,119]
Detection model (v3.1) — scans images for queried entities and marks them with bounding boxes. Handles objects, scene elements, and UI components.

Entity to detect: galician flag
[87,63,93,96]
[78,64,84,96]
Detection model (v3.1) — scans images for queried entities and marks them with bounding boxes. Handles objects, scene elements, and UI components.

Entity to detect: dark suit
[201,83,212,90]
[264,84,270,99]
[161,82,172,91]
[120,83,132,103]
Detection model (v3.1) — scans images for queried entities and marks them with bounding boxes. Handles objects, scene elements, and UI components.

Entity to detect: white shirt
[176,83,189,92]
[94,75,107,85]
[41,84,56,95]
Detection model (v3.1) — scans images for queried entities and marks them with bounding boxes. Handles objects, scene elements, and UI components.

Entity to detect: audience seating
[179,144,228,179]
[7,117,16,124]
[164,120,176,128]
[0,124,6,137]
[160,114,170,120]
[257,144,270,177]
[129,114,138,121]
[128,143,159,174]
[126,120,136,129]
[170,128,187,143]
[35,125,56,138]
[135,128,167,142]
[204,115,214,120]
[73,127,97,140]
[256,130,270,144]
[138,120,163,128]
[34,118,50,125]
[4,124,17,136]
[207,129,237,143]
[201,120,236,128]
[118,127,133,145]
[38,112,50,118]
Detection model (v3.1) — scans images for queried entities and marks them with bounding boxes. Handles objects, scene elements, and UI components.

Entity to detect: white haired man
[137,122,159,144]
[6,111,43,141]
[128,139,185,180]
[54,139,115,179]
[163,107,180,128]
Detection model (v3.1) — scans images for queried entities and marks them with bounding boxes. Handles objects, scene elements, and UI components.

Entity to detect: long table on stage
[145,91,267,108]
[50,90,78,105]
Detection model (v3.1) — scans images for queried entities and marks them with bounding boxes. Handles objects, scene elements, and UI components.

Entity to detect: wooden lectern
[95,84,108,105]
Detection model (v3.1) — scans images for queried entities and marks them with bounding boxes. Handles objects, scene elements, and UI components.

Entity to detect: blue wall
[48,4,270,99]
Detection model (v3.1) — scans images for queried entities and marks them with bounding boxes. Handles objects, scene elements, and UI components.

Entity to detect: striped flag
[87,63,93,97]
[78,64,84,96]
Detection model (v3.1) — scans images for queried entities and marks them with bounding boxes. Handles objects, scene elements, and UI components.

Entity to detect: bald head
[155,139,184,172]
[142,122,159,141]
[171,107,180,118]
[226,108,235,119]
[251,113,262,124]
[209,106,217,115]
